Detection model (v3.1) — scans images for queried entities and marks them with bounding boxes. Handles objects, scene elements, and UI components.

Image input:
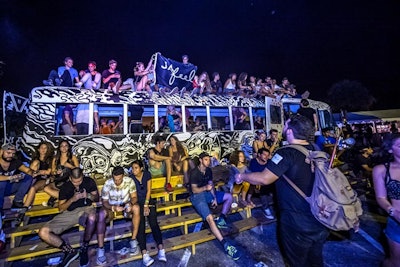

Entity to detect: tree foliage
[326,80,375,112]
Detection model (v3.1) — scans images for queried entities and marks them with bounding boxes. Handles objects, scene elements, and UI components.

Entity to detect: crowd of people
[42,56,309,100]
[1,112,400,266]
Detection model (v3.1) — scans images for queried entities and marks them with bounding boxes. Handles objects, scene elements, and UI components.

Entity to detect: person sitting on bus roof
[102,59,122,94]
[43,57,80,87]
[75,61,101,90]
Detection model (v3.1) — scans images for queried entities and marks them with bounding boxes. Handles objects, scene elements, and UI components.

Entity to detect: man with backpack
[235,114,329,267]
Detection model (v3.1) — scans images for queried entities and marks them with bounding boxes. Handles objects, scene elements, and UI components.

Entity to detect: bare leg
[131,204,140,240]
[164,158,172,185]
[24,180,46,207]
[96,208,108,248]
[221,193,233,216]
[44,183,60,198]
[38,226,63,248]
[206,214,223,241]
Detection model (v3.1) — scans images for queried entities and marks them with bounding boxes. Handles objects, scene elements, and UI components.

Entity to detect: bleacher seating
[0,174,255,266]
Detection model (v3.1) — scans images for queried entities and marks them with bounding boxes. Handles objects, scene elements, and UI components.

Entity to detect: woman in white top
[223,73,237,96]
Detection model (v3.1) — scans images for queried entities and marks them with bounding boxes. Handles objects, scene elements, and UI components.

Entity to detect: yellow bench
[3,175,185,209]
[1,202,252,263]
[117,217,259,265]
[5,198,194,248]
[1,211,202,262]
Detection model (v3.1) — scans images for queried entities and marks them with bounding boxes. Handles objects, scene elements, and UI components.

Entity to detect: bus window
[97,104,124,134]
[186,106,207,131]
[210,107,229,130]
[55,104,76,136]
[320,109,335,130]
[270,104,282,125]
[128,105,145,133]
[233,106,250,130]
[141,105,155,133]
[159,105,183,133]
[253,108,266,130]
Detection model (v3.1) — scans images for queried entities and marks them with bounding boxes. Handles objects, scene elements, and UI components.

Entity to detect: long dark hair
[374,133,400,164]
[54,140,73,164]
[170,135,185,156]
[31,141,54,166]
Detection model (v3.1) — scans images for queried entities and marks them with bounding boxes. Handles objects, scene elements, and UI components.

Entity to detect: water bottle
[254,262,268,267]
[177,248,191,267]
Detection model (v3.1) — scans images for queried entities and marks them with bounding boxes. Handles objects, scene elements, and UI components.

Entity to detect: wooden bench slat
[3,175,185,209]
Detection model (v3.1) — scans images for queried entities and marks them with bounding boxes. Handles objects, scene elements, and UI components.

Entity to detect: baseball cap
[199,152,210,159]
[1,143,16,151]
[109,59,117,65]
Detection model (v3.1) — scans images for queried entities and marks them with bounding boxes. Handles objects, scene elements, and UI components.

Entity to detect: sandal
[239,199,248,207]
[247,200,256,208]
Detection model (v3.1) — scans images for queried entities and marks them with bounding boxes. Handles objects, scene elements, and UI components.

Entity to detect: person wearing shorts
[189,152,241,261]
[95,166,140,265]
[38,167,99,267]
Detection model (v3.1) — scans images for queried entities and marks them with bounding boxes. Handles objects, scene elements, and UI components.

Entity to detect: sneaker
[59,249,79,267]
[55,78,62,86]
[11,200,24,209]
[158,249,167,262]
[129,239,139,255]
[216,217,229,229]
[159,88,166,96]
[142,252,154,266]
[180,87,186,97]
[79,246,89,267]
[168,87,179,95]
[165,183,174,193]
[263,208,275,220]
[43,79,53,86]
[165,183,173,192]
[15,207,28,226]
[47,196,56,207]
[224,243,241,261]
[96,247,107,265]
[75,82,83,88]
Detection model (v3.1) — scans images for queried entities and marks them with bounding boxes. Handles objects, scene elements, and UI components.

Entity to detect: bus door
[265,97,283,135]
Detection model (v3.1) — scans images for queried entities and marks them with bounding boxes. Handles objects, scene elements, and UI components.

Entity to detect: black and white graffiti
[4,87,259,179]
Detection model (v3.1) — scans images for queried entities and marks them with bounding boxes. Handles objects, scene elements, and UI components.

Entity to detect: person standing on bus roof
[297,99,318,132]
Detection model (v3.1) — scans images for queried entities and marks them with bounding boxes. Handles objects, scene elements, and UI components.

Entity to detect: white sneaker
[129,239,139,255]
[75,82,83,88]
[158,249,167,262]
[142,253,154,266]
[96,247,106,265]
[264,208,275,220]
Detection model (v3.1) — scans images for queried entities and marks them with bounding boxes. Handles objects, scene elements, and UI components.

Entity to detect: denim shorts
[384,216,400,243]
[190,191,225,220]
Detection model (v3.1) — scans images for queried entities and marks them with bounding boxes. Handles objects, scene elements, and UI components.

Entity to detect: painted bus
[3,87,335,178]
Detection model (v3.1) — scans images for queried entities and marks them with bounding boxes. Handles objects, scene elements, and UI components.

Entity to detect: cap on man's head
[109,59,117,65]
[199,152,210,159]
[182,54,189,60]
[1,143,16,151]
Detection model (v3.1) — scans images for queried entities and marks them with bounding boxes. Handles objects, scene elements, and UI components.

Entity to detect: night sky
[1,1,399,110]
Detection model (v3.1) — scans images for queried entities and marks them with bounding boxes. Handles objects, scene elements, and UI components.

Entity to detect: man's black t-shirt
[0,159,23,176]
[297,107,316,126]
[59,176,98,211]
[266,145,326,231]
[189,167,213,194]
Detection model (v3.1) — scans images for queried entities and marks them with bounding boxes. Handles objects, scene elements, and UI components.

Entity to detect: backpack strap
[282,173,308,200]
[384,162,391,185]
[278,144,312,201]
